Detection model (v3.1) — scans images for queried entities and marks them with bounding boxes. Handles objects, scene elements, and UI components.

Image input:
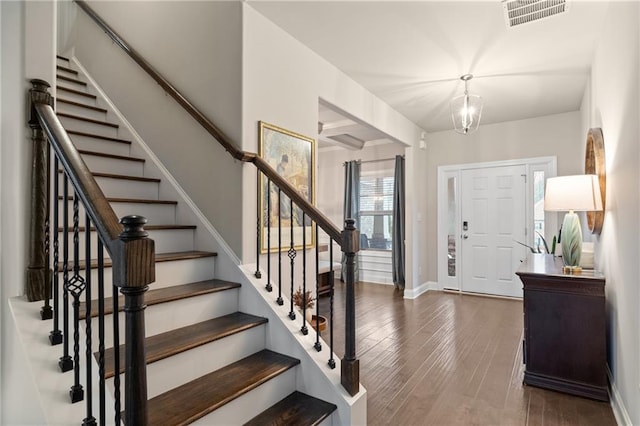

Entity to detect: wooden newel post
[341,218,360,396]
[114,215,155,426]
[27,79,54,308]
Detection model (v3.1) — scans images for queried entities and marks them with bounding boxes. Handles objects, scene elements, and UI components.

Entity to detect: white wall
[587,2,640,423]
[64,0,245,256]
[242,4,426,293]
[425,111,583,283]
[1,1,54,423]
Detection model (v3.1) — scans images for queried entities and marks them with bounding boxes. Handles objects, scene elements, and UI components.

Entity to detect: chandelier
[450,74,483,135]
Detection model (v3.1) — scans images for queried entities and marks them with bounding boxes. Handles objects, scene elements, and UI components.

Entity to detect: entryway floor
[319,282,616,426]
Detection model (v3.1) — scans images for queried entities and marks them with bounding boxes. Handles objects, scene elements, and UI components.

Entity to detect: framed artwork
[258,121,315,253]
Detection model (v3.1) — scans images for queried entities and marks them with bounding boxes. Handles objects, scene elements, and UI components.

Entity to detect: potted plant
[293,287,315,323]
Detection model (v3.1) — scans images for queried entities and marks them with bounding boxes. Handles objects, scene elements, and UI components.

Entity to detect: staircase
[54,54,337,425]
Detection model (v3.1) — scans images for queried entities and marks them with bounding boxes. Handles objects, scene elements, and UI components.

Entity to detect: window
[533,170,545,251]
[359,173,394,250]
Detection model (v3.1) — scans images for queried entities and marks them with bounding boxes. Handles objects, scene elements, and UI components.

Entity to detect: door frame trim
[437,156,557,291]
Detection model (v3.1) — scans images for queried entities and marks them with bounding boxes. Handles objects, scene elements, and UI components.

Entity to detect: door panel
[462,165,526,297]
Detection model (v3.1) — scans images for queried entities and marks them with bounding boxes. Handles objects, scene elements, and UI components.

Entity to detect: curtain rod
[343,156,404,166]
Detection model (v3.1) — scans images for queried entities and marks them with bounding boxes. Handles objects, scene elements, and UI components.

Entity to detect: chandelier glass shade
[450,74,483,135]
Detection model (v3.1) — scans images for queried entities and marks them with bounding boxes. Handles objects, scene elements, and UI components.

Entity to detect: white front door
[461,165,527,297]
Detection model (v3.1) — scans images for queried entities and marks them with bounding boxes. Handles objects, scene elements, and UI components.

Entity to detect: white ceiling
[247,1,610,134]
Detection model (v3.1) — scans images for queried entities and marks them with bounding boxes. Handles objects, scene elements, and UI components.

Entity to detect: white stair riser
[56,101,107,122]
[191,368,297,426]
[56,89,97,105]
[81,289,239,348]
[80,154,144,177]
[57,175,159,199]
[58,115,119,138]
[67,134,131,157]
[53,227,195,261]
[56,79,87,92]
[107,325,266,399]
[54,256,217,300]
[56,200,176,227]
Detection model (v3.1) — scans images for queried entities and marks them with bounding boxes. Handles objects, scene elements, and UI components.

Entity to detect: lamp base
[561,211,582,268]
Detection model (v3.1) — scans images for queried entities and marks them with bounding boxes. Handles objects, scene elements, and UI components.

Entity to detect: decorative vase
[561,211,582,267]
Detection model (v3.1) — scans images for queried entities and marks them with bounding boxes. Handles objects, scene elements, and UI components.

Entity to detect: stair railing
[27,79,155,425]
[74,0,360,396]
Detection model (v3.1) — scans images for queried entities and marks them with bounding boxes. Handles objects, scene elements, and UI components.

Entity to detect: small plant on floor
[293,287,315,310]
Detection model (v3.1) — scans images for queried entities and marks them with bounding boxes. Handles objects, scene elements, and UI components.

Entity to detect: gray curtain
[392,155,405,289]
[341,160,360,282]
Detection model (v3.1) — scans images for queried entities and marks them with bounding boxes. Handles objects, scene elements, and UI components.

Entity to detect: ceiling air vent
[502,0,569,28]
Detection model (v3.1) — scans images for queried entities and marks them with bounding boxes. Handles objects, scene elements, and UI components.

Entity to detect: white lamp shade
[544,175,603,212]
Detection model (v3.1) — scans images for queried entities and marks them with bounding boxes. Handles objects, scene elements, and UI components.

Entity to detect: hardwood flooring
[318,282,616,426]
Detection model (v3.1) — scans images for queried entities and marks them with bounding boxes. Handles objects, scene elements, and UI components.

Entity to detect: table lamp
[544,175,603,271]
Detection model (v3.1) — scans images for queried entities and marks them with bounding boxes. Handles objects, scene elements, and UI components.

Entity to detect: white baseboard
[403,281,439,299]
[608,367,633,426]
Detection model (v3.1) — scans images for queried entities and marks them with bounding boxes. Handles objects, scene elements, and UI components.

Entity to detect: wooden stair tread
[80,279,239,320]
[145,350,300,426]
[58,195,177,204]
[57,224,195,232]
[77,149,145,163]
[243,391,337,426]
[57,98,108,113]
[57,65,78,75]
[57,250,217,272]
[57,74,87,86]
[57,85,96,99]
[57,169,160,182]
[57,112,119,128]
[56,54,70,61]
[101,312,266,378]
[66,130,131,144]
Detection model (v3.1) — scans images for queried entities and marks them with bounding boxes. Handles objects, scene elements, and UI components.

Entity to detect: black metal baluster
[301,212,308,335]
[41,144,52,319]
[288,197,296,320]
[83,213,96,425]
[276,189,283,306]
[97,239,105,425]
[69,192,85,403]
[266,179,272,292]
[255,170,262,279]
[314,223,322,352]
[112,283,121,425]
[328,241,336,369]
[59,174,72,371]
[50,155,62,345]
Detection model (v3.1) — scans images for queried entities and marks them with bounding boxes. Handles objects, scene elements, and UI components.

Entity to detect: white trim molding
[608,367,633,426]
[403,281,439,299]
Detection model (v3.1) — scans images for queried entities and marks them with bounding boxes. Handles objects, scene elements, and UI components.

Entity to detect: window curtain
[341,160,360,282]
[392,155,405,289]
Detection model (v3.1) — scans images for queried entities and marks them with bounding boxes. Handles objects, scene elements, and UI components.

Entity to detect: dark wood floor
[318,282,616,426]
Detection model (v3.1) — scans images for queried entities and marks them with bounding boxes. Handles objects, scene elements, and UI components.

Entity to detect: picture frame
[258,121,315,253]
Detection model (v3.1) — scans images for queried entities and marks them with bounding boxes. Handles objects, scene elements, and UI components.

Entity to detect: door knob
[463,234,469,239]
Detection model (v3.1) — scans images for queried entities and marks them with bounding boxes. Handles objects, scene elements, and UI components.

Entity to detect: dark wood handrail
[33,92,122,247]
[74,0,343,247]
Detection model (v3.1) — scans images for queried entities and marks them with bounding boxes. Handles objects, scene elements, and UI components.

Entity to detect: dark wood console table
[516,254,608,401]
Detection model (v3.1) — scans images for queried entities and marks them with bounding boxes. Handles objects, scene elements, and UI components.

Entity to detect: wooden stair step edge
[57,65,78,75]
[57,195,177,205]
[57,224,194,232]
[66,130,131,144]
[57,250,217,272]
[57,169,160,182]
[79,278,237,319]
[145,350,301,426]
[57,74,87,86]
[56,54,70,62]
[77,149,145,163]
[244,391,338,426]
[100,312,267,378]
[57,85,96,99]
[57,112,119,128]
[57,98,108,113]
